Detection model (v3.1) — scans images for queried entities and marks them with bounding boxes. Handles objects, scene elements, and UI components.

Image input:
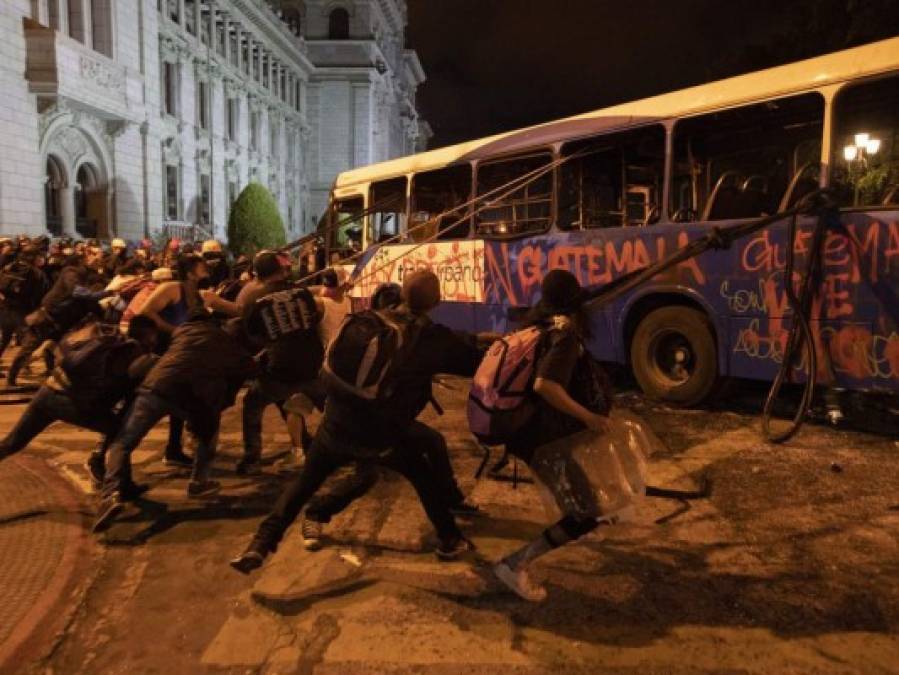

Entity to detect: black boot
[230,537,276,575]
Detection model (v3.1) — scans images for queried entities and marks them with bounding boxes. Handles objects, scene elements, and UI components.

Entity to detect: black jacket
[322,317,481,450]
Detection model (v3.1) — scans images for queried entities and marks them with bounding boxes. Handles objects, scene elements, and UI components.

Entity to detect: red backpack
[467,326,546,444]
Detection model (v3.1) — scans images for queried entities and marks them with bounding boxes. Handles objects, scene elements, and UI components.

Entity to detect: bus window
[671,92,824,221]
[369,177,407,245]
[475,152,553,237]
[329,196,364,255]
[410,164,472,240]
[831,74,899,208]
[558,125,665,229]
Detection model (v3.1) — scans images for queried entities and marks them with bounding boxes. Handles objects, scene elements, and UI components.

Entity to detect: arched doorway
[45,156,66,236]
[74,163,106,238]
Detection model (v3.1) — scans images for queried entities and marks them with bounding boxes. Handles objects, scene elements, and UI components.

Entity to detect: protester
[230,251,326,474]
[0,246,48,373]
[0,315,160,498]
[137,253,211,468]
[230,270,489,573]
[94,309,259,532]
[490,269,614,602]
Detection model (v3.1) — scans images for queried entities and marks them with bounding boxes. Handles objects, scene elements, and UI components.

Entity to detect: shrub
[227,182,286,256]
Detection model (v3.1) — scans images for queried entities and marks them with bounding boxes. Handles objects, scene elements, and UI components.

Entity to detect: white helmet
[111,238,127,250]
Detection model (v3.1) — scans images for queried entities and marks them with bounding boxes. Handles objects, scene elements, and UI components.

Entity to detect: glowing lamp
[866,138,881,155]
[854,132,870,147]
[843,145,858,161]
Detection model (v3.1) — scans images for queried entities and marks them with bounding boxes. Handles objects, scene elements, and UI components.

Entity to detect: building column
[178,0,186,26]
[221,11,229,62]
[208,0,217,53]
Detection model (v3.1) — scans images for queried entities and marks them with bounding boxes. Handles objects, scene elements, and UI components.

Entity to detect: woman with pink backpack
[470,269,617,601]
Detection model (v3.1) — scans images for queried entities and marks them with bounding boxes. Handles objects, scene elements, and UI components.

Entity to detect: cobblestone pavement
[0,370,896,674]
[0,454,89,669]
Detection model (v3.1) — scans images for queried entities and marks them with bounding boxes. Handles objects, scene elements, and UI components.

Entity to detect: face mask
[196,277,213,290]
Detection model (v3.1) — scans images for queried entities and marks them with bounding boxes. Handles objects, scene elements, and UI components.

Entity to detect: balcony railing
[162,221,214,243]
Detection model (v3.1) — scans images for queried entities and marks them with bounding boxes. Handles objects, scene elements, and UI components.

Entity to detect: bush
[227,182,286,256]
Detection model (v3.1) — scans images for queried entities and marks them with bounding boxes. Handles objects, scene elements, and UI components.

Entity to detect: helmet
[201,239,222,254]
[111,238,127,249]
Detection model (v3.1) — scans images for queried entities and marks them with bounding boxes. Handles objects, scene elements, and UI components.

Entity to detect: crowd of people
[0,232,618,603]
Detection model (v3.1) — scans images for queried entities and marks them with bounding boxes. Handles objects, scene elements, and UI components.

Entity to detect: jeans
[0,386,119,460]
[0,307,26,362]
[6,326,53,386]
[255,420,462,546]
[102,389,219,497]
[305,421,466,523]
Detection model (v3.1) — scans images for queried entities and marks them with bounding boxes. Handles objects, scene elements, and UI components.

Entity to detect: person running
[138,253,211,468]
[0,316,160,499]
[94,309,259,532]
[490,269,614,602]
[230,270,488,573]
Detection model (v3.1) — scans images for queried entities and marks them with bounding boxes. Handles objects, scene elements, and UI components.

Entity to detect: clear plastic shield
[531,410,660,523]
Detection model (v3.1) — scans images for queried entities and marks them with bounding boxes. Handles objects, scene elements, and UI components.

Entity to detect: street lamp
[843,131,881,205]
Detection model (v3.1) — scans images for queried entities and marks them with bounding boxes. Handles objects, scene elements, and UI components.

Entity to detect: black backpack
[322,309,428,401]
[54,323,129,397]
[246,286,321,342]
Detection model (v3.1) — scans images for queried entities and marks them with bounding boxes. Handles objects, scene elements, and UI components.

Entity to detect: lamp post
[843,132,881,205]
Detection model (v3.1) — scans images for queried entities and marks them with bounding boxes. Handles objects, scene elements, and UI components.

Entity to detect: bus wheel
[630,306,717,406]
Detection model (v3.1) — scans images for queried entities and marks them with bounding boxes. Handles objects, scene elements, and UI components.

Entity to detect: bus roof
[333,35,899,194]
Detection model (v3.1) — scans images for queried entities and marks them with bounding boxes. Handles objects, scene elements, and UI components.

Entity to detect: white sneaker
[493,562,547,602]
[276,447,304,474]
[300,515,323,551]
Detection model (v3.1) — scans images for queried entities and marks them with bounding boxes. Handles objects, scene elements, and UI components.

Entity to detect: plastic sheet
[531,410,661,524]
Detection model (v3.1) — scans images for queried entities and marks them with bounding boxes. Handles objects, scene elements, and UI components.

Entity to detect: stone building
[0,0,430,242]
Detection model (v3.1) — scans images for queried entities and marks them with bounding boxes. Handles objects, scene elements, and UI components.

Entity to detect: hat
[536,269,585,316]
[201,239,222,254]
[253,250,282,279]
[111,238,127,249]
[151,267,174,281]
[402,270,441,314]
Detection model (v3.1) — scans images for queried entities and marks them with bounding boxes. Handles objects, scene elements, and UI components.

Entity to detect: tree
[227,182,286,256]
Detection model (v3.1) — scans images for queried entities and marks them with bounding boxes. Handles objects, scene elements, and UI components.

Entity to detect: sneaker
[121,482,150,501]
[230,539,271,575]
[163,450,193,469]
[435,535,475,561]
[300,516,323,551]
[493,562,547,602]
[235,458,263,476]
[187,480,221,498]
[93,493,125,533]
[276,447,304,474]
[450,501,484,518]
[85,452,105,488]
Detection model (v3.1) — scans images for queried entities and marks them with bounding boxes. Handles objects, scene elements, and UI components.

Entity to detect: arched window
[75,164,98,222]
[328,7,349,40]
[45,156,66,235]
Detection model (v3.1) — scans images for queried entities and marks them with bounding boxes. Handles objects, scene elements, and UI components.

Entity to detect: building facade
[0,0,430,242]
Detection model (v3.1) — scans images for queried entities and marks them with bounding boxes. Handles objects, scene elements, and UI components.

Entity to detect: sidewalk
[0,454,92,669]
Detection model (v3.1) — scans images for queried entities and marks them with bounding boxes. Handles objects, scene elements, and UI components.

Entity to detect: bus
[326,37,899,406]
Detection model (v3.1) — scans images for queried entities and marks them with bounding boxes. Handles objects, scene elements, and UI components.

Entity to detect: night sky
[406,0,899,148]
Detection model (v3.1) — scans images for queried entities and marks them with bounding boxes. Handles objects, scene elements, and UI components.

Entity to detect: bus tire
[630,306,718,406]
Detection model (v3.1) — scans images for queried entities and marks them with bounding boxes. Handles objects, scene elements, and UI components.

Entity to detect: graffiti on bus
[728,218,899,381]
[483,230,707,306]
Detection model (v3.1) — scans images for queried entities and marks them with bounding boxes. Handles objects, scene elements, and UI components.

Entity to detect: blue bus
[327,37,899,405]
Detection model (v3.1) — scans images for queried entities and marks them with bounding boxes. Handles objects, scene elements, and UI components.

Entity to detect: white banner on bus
[351,240,485,303]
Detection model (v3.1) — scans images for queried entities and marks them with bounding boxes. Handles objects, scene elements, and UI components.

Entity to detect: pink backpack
[467,326,546,444]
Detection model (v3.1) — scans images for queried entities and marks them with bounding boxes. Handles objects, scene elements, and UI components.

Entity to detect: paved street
[0,371,897,674]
